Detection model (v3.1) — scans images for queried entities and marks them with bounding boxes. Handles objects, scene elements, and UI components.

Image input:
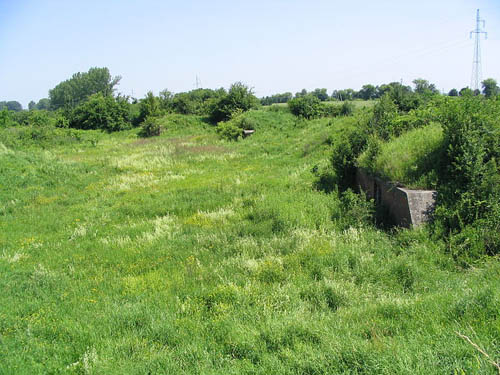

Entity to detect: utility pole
[470,9,487,91]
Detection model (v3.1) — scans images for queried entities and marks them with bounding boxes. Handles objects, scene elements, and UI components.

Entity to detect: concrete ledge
[356,168,437,228]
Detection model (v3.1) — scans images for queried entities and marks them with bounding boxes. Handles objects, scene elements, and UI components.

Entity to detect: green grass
[1,112,499,374]
[358,122,444,189]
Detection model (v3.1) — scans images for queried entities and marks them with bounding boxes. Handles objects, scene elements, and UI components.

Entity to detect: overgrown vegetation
[1,71,500,374]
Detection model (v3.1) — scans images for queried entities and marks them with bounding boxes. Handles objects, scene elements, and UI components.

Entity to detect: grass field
[1,111,499,374]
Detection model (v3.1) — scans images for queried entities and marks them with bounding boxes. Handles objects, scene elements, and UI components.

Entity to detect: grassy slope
[358,123,444,189]
[1,112,499,374]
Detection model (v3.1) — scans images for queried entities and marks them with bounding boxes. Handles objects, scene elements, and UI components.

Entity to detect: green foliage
[29,98,51,110]
[261,92,293,105]
[413,78,438,96]
[311,88,329,101]
[431,96,500,260]
[136,91,162,125]
[69,93,130,132]
[358,84,377,100]
[216,111,257,141]
[0,100,23,111]
[332,189,375,229]
[49,67,121,110]
[372,94,399,139]
[340,101,354,116]
[330,125,369,191]
[358,123,444,189]
[209,82,260,123]
[139,116,162,137]
[170,88,225,115]
[481,78,499,98]
[0,109,14,128]
[288,95,323,119]
[1,108,499,374]
[332,88,356,101]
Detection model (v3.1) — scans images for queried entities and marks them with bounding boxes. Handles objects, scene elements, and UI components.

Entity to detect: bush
[331,189,375,230]
[139,116,162,137]
[340,101,354,116]
[288,95,322,119]
[320,103,342,117]
[216,112,256,141]
[431,96,500,261]
[170,89,225,116]
[371,94,399,140]
[0,109,14,128]
[209,83,260,123]
[330,127,369,191]
[136,92,162,125]
[69,93,130,132]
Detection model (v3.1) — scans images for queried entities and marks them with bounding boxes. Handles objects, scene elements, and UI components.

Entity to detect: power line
[470,9,487,91]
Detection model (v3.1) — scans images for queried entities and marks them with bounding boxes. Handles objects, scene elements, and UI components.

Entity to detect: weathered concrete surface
[356,168,437,228]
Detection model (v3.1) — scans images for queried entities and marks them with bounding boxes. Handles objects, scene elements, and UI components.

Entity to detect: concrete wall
[356,169,437,228]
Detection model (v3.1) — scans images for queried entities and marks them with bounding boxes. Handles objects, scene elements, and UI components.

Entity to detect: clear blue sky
[1,0,499,107]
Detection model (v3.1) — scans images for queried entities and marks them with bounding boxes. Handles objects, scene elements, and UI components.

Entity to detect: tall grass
[1,111,499,374]
[358,122,444,189]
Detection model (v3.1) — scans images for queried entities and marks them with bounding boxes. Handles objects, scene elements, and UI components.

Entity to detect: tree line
[1,67,499,132]
[260,78,500,105]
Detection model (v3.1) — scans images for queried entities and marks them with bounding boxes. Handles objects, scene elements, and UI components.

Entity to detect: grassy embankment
[1,109,499,374]
[358,122,444,189]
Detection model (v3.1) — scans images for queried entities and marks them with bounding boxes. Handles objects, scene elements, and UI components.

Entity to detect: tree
[36,98,50,110]
[261,92,293,105]
[332,89,355,101]
[209,82,259,123]
[49,67,121,110]
[295,89,308,98]
[459,87,473,97]
[311,88,329,101]
[481,78,499,98]
[28,101,36,110]
[448,88,458,97]
[0,101,23,111]
[69,93,130,132]
[358,84,377,100]
[412,78,438,95]
[137,92,162,124]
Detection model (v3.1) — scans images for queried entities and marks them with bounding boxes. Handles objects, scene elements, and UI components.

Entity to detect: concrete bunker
[356,168,437,228]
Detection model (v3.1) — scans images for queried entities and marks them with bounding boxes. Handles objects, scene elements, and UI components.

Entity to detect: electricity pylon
[470,9,487,91]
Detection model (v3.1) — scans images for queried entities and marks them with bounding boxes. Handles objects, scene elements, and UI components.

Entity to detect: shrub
[0,109,14,128]
[431,96,500,260]
[371,94,399,140]
[216,112,257,141]
[340,101,355,116]
[209,83,260,123]
[69,93,130,132]
[321,103,342,117]
[139,116,162,137]
[332,189,375,230]
[216,121,242,141]
[136,92,162,125]
[288,95,322,119]
[330,127,369,191]
[170,88,225,116]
